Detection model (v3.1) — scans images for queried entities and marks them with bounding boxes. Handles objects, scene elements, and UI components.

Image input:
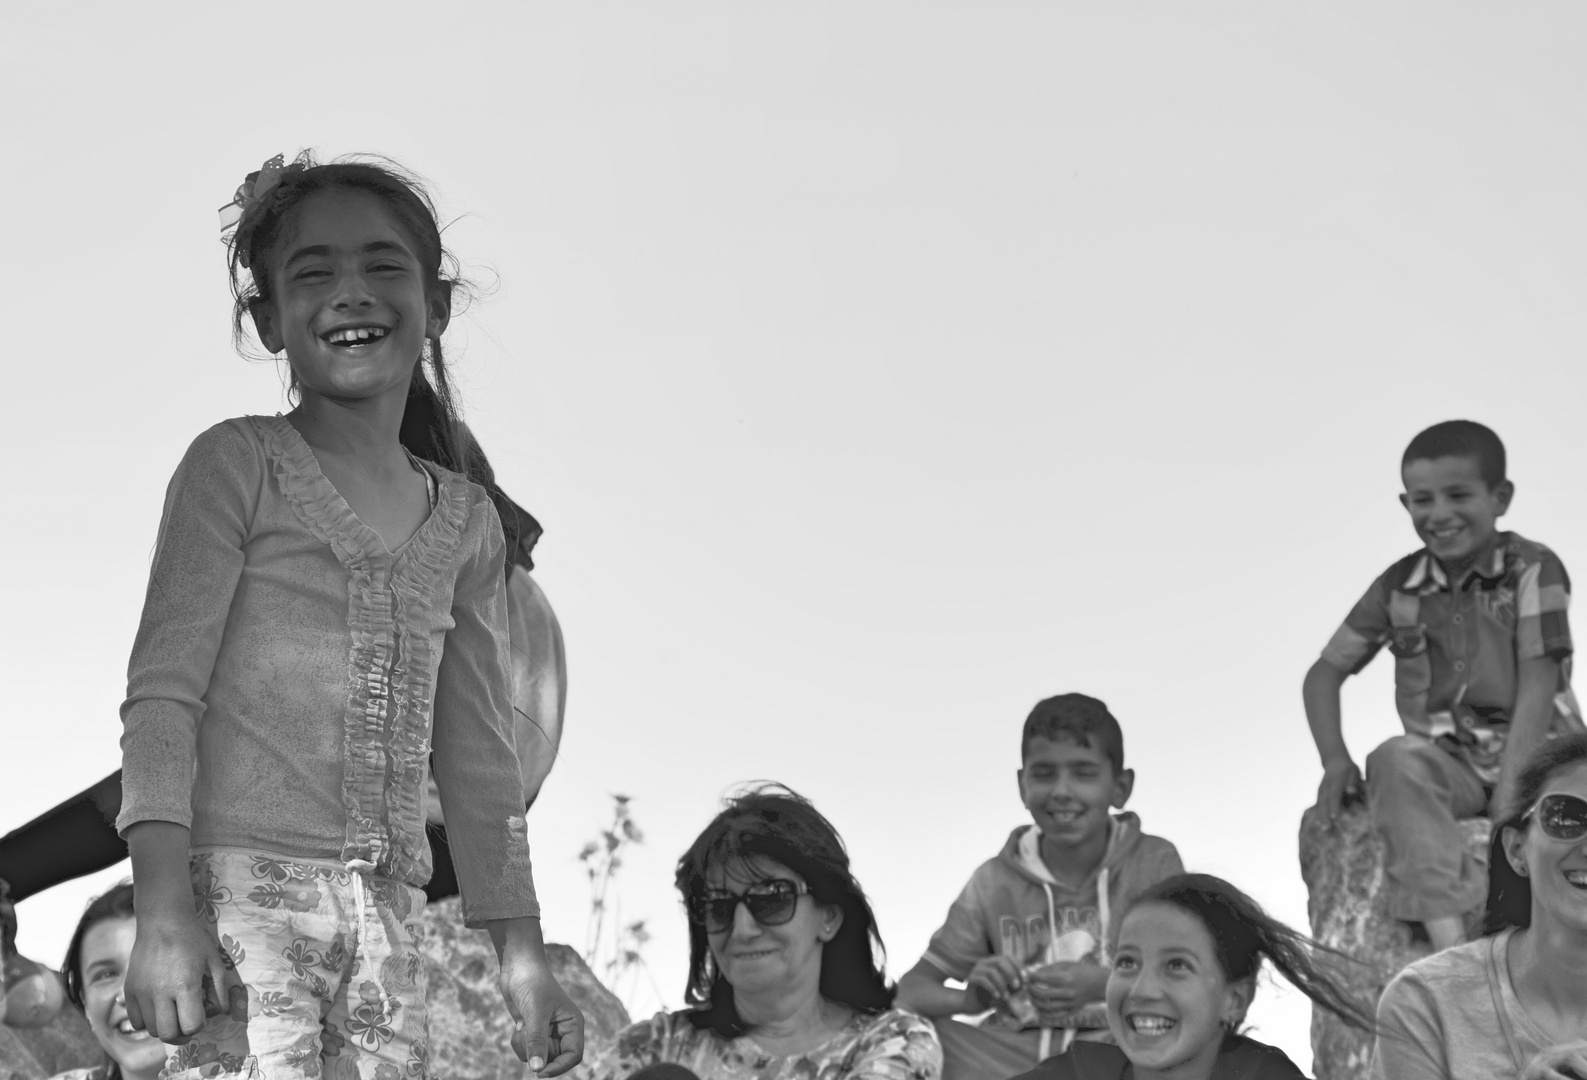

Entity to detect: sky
[6,3,1587,1071]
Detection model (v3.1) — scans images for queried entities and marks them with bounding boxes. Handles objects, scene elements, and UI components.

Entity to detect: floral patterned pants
[161,848,430,1080]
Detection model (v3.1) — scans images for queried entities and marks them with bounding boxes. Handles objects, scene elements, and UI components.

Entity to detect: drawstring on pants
[344,857,392,1019]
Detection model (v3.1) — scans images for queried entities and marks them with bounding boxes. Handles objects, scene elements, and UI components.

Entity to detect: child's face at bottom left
[252,188,448,411]
[80,917,170,1080]
[1107,903,1252,1080]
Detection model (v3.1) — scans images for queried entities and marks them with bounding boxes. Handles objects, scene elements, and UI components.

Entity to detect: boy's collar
[1403,535,1508,593]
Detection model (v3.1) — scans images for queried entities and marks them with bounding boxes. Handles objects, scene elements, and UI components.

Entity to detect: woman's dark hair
[1485,733,1587,934]
[61,882,136,1011]
[674,784,893,1037]
[1128,874,1375,1033]
[224,152,540,573]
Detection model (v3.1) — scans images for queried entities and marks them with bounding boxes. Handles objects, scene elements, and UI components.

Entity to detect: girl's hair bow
[219,152,311,267]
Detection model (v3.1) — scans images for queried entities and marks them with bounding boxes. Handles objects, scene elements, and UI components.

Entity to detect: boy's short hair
[1402,420,1506,488]
[1022,693,1125,773]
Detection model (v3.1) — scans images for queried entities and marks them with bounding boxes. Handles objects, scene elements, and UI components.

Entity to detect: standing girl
[118,153,583,1080]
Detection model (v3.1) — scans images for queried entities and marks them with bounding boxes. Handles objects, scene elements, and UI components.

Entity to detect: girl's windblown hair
[220,152,539,571]
[1131,874,1376,1033]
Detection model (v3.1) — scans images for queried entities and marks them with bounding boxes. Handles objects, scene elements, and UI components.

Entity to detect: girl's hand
[1523,1041,1587,1080]
[488,918,586,1076]
[124,910,232,1043]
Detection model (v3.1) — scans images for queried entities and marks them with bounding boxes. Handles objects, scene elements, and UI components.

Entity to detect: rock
[1298,802,1491,1080]
[0,1003,101,1080]
[419,897,630,1080]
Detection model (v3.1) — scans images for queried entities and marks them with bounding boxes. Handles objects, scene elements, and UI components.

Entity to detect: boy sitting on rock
[1304,419,1581,953]
[896,694,1182,1080]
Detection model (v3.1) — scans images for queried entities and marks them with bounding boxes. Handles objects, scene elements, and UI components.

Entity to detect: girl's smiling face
[1505,761,1587,935]
[79,917,168,1080]
[1107,903,1252,1080]
[252,187,448,410]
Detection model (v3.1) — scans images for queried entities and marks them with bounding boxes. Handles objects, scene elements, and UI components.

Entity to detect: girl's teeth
[1565,870,1587,888]
[1130,1016,1175,1035]
[328,328,387,344]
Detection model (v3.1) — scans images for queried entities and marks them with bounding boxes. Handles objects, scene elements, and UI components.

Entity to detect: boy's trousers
[1365,735,1489,923]
[161,848,430,1080]
[932,1018,1105,1080]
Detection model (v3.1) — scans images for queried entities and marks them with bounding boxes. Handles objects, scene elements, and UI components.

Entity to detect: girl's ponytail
[400,346,542,577]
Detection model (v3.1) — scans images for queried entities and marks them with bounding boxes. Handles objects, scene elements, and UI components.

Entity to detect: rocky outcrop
[419,898,631,1080]
[1298,802,1491,1080]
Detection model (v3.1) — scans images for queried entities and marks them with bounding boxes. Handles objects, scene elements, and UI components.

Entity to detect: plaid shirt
[1321,531,1583,784]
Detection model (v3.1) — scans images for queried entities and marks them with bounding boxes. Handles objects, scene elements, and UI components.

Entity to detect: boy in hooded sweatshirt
[896,694,1184,1080]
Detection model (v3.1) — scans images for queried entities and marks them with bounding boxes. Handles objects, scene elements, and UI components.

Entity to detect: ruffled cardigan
[117,416,537,924]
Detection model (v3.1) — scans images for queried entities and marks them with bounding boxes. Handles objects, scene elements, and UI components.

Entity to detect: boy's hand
[1316,759,1364,818]
[124,911,232,1043]
[963,955,1024,1012]
[1028,960,1108,1022]
[490,919,585,1076]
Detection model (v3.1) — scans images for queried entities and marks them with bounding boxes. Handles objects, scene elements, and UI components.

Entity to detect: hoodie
[921,812,1183,1039]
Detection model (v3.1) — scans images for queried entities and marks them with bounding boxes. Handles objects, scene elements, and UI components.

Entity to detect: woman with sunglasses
[581,785,942,1080]
[1371,732,1587,1080]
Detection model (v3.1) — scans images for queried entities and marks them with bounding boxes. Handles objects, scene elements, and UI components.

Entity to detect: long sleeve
[117,423,258,834]
[430,499,539,924]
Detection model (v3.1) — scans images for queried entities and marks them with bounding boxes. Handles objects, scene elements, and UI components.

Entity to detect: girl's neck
[287,392,406,464]
[123,1057,165,1080]
[1508,923,1587,1035]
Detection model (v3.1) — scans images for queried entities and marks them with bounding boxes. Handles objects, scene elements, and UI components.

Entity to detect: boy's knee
[1365,736,1437,789]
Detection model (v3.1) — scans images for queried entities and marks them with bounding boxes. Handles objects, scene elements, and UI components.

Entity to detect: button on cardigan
[117,416,538,925]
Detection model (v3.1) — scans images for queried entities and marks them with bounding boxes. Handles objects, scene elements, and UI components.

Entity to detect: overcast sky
[6,3,1587,1070]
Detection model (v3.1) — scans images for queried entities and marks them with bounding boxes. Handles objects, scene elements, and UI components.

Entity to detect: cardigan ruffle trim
[250,414,478,881]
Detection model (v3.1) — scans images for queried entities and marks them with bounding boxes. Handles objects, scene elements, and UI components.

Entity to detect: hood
[997,810,1146,888]
[1000,811,1148,972]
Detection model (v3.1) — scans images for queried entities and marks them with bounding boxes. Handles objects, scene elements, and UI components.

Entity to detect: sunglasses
[690,879,810,934]
[1521,792,1587,842]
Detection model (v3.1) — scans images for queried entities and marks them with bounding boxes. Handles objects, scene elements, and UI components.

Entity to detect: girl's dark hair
[674,784,893,1037]
[224,153,540,573]
[1485,733,1587,934]
[1129,874,1375,1033]
[61,881,136,1011]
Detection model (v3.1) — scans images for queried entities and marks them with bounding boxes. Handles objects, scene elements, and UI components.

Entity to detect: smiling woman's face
[1507,760,1587,935]
[79,917,168,1080]
[703,857,839,1006]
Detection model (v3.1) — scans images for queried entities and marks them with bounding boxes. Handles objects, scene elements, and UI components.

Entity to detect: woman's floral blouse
[580,1007,941,1080]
